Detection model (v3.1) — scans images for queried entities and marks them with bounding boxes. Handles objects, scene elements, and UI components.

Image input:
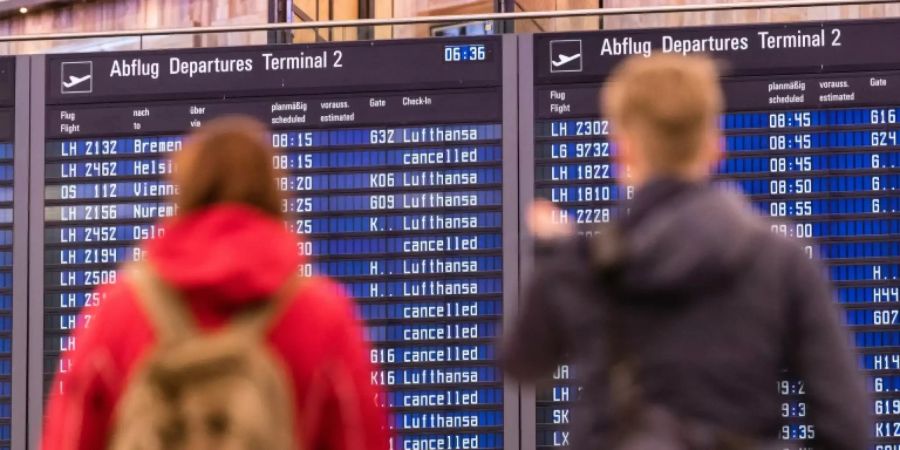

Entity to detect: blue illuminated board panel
[43,38,506,450]
[532,20,900,450]
[0,138,11,450]
[0,56,14,450]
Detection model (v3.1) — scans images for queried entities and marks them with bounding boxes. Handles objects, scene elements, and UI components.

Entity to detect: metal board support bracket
[27,54,46,450]
[11,55,30,450]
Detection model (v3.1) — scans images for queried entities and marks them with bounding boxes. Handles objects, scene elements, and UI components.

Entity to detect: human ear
[615,131,645,184]
[705,128,725,172]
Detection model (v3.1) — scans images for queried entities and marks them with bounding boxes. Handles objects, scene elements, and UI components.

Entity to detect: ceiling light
[18,7,28,14]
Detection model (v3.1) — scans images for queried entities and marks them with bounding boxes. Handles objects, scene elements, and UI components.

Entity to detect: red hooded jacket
[42,204,390,450]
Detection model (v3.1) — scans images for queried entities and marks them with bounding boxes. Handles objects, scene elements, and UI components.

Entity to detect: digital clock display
[444,44,488,62]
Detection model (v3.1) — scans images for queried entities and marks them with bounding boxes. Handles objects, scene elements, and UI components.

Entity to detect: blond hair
[602,54,723,173]
[173,115,284,218]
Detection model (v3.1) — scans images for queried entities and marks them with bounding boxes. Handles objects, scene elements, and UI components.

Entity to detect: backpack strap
[228,275,302,340]
[127,261,199,344]
[128,261,302,344]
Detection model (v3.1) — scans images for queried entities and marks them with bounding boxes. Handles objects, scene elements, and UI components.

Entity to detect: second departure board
[34,37,519,450]
[524,19,900,450]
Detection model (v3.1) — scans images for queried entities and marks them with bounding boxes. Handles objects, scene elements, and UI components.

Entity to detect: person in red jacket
[42,116,390,450]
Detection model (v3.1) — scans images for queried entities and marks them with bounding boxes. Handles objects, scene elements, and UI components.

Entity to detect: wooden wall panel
[390,0,493,38]
[515,0,601,33]
[330,0,359,41]
[289,0,358,43]
[0,0,267,55]
[602,0,900,30]
[373,1,395,39]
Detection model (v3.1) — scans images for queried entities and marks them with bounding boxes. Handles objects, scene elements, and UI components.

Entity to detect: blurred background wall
[599,0,900,29]
[1,0,900,54]
[0,0,269,53]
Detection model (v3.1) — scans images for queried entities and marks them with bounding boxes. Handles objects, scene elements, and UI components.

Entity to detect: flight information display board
[35,37,518,450]
[525,20,900,450]
[0,57,16,450]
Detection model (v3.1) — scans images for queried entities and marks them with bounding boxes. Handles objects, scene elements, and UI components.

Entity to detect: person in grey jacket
[504,54,870,450]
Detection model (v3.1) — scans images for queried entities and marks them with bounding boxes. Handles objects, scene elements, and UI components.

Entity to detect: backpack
[108,262,300,450]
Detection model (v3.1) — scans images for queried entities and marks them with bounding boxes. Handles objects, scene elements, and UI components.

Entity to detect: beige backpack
[108,262,299,450]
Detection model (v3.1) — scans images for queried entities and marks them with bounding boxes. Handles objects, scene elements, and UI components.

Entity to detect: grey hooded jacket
[504,179,870,450]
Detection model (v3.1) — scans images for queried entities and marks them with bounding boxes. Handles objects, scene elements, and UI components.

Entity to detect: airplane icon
[62,74,92,89]
[60,61,93,94]
[549,39,583,73]
[551,53,582,68]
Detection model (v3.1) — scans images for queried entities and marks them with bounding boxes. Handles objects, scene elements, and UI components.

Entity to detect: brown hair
[602,54,723,173]
[172,115,283,218]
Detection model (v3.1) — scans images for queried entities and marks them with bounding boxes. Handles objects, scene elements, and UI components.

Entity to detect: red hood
[146,204,301,307]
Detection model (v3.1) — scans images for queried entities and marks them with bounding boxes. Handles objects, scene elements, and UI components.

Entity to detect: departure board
[35,37,519,450]
[0,57,19,450]
[524,20,900,450]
